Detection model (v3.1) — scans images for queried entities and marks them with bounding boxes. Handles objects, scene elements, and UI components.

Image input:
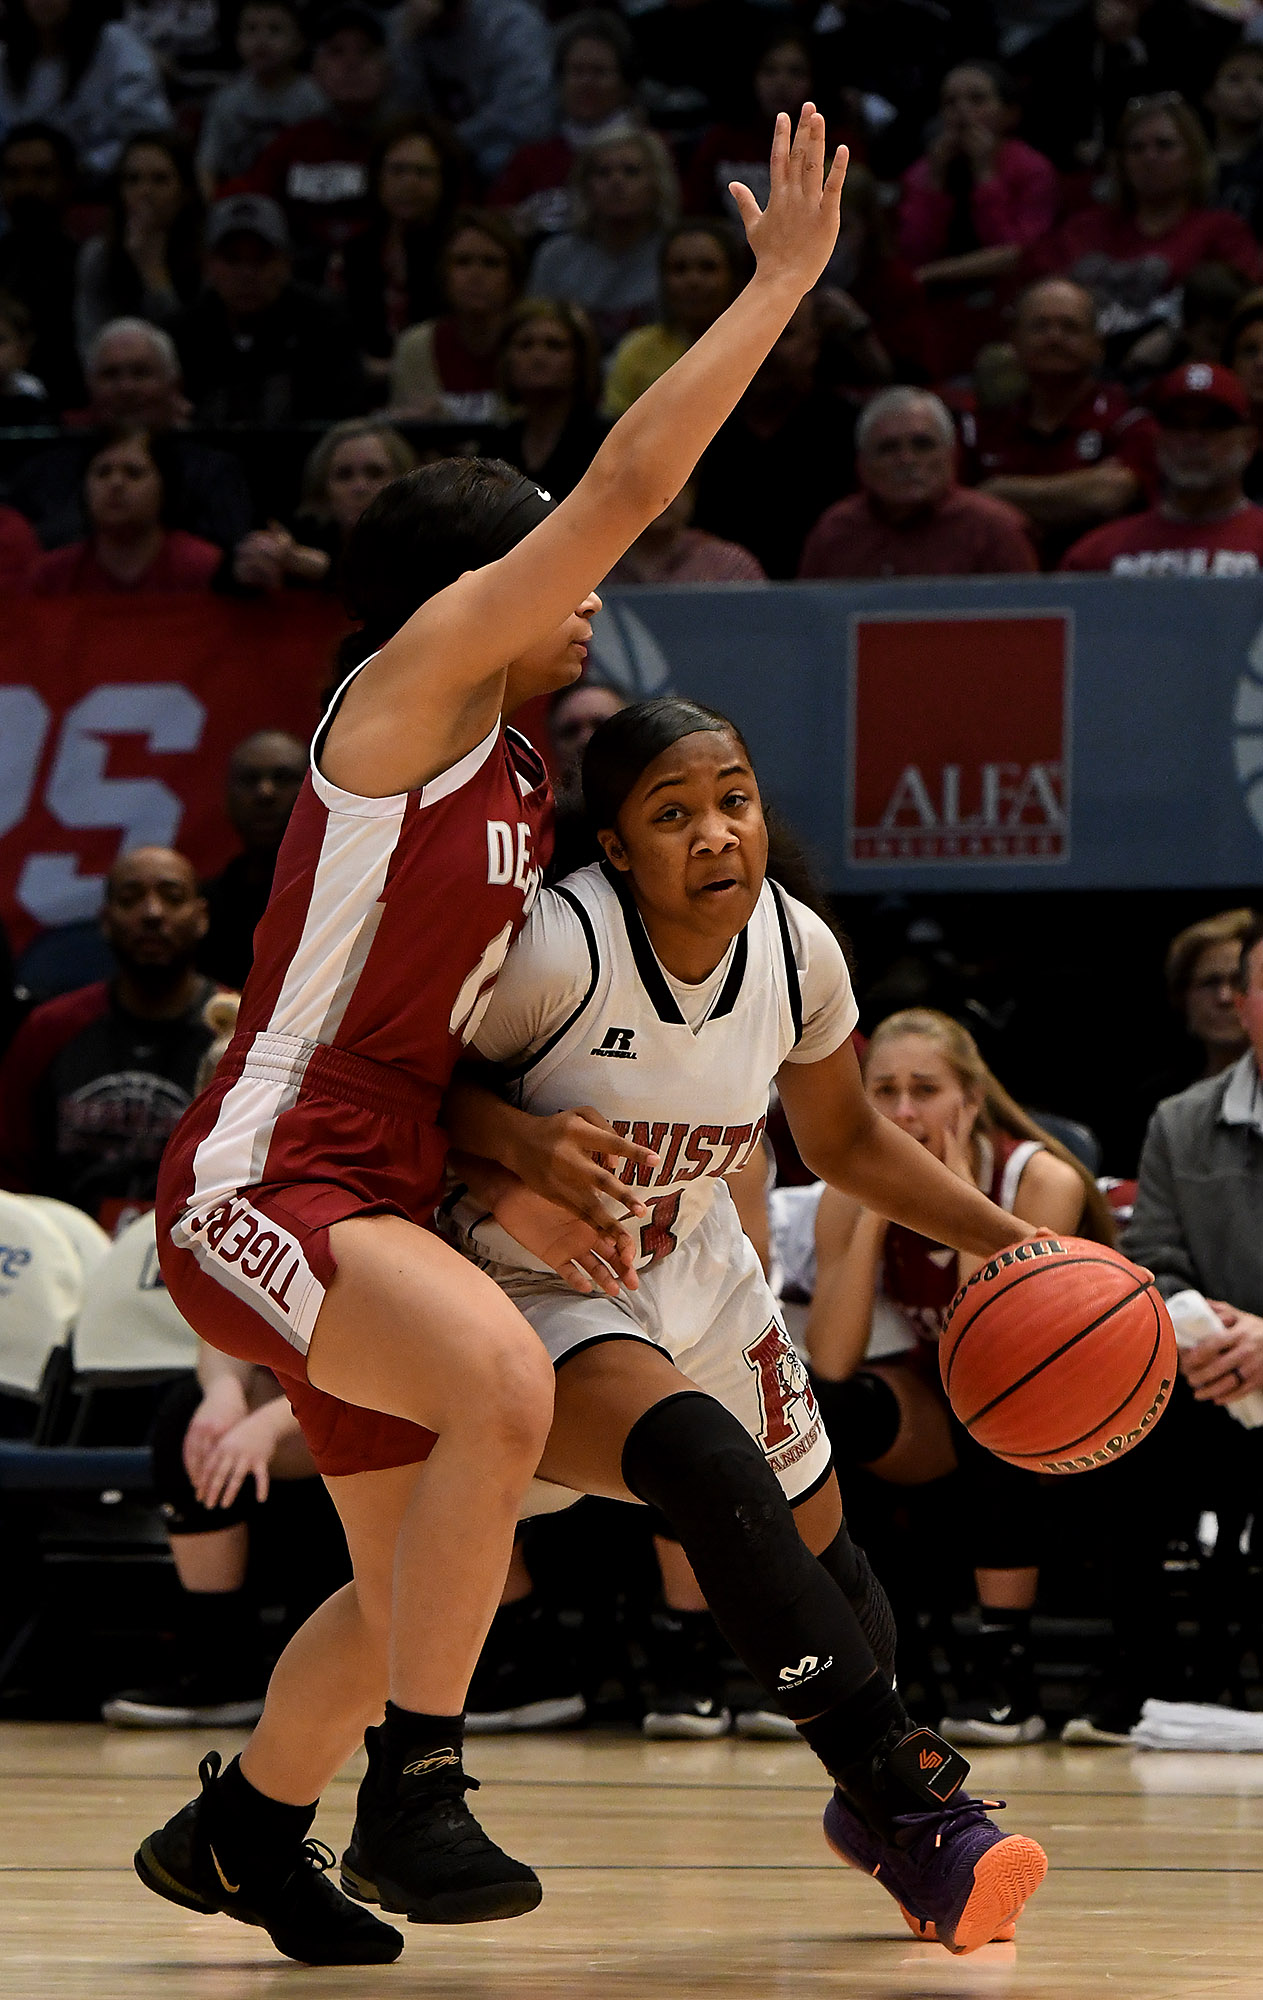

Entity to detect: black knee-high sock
[815,1530,898,1686]
[622,1393,907,1779]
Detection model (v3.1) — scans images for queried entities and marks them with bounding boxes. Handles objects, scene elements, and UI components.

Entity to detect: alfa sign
[847,613,1071,865]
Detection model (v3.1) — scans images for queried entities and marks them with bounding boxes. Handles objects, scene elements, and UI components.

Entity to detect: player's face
[865,1036,976,1148]
[510,593,602,699]
[600,729,768,947]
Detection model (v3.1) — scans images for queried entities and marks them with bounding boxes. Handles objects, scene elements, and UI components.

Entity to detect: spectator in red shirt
[1031,95,1263,370]
[604,483,765,585]
[899,61,1058,379]
[683,29,860,227]
[243,3,389,284]
[489,11,641,242]
[964,276,1157,564]
[799,385,1037,581]
[31,427,221,595]
[388,207,524,421]
[1061,361,1263,574]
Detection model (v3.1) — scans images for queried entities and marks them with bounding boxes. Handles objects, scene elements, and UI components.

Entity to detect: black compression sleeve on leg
[621,1391,902,1731]
[815,1529,898,1686]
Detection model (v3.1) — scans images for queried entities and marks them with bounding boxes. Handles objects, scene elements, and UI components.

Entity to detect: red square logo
[848,613,1071,865]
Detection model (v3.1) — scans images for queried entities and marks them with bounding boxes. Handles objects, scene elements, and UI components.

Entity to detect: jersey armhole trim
[310,658,502,818]
[768,881,804,1045]
[501,884,602,1080]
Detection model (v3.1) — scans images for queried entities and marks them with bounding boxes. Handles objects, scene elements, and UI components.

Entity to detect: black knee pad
[150,1375,256,1536]
[621,1391,881,1719]
[810,1369,902,1467]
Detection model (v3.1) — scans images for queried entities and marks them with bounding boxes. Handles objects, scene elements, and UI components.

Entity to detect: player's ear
[596,827,630,873]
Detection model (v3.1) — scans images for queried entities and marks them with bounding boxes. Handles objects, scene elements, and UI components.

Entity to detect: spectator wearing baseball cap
[240,4,390,285]
[170,193,366,423]
[1060,361,1263,576]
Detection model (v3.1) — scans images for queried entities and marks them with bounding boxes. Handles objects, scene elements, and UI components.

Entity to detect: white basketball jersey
[467,862,855,1270]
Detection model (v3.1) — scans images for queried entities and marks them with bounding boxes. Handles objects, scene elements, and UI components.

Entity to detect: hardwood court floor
[2,1723,1262,1999]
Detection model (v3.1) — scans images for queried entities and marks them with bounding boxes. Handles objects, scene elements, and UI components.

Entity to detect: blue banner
[593,576,1263,894]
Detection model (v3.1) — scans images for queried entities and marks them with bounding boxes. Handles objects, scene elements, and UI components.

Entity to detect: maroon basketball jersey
[882,1131,1043,1341]
[226,712,553,1090]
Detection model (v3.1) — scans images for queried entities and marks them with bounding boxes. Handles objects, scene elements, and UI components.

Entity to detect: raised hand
[727,105,848,295]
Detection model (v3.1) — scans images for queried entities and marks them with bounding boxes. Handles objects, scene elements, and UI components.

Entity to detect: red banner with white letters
[0,594,347,956]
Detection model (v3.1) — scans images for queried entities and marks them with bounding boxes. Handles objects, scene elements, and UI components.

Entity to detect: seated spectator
[196,0,324,195]
[548,680,625,786]
[31,427,222,595]
[198,732,308,989]
[341,116,462,388]
[963,277,1156,565]
[490,10,641,242]
[172,193,366,423]
[822,0,1000,179]
[529,129,679,353]
[1061,362,1263,574]
[1225,287,1263,499]
[243,2,388,285]
[604,483,765,585]
[0,120,82,408]
[387,0,553,186]
[1031,96,1263,370]
[1206,41,1263,237]
[0,0,171,182]
[0,845,215,1226]
[899,61,1058,381]
[496,297,608,500]
[683,29,856,226]
[1168,909,1256,1084]
[691,297,856,579]
[74,130,203,357]
[0,288,52,420]
[390,207,523,420]
[1123,913,1263,1715]
[0,500,39,588]
[9,317,252,552]
[602,220,745,419]
[234,416,416,593]
[800,385,1037,581]
[818,163,928,388]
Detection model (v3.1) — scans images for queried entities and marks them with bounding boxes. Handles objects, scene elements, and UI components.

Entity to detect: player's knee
[623,1389,783,1539]
[459,1332,555,1466]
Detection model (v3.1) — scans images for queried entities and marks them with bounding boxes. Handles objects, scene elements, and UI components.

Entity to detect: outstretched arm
[323,108,849,798]
[776,1040,1037,1259]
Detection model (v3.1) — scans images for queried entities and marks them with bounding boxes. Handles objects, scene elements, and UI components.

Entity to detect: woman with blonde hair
[1031,94,1263,364]
[233,421,417,595]
[528,128,679,351]
[792,1007,1113,1751]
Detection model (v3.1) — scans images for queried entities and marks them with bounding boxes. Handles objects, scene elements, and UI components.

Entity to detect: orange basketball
[939,1236,1177,1474]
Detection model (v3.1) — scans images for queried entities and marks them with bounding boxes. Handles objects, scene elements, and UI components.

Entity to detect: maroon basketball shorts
[157,1033,448,1477]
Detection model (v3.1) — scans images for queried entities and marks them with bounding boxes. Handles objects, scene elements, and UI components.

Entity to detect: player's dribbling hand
[490,1181,639,1298]
[727,104,848,295]
[511,1105,660,1229]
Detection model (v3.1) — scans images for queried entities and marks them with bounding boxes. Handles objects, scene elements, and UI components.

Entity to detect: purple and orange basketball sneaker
[824,1727,1046,1955]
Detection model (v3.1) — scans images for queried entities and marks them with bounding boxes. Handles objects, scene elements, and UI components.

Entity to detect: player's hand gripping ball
[939,1237,1177,1473]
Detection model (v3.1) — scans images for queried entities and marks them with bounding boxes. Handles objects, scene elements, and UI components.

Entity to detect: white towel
[1131,1698,1263,1751]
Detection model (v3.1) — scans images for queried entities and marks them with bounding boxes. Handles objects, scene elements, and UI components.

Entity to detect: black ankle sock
[796,1670,908,1788]
[206,1755,316,1880]
[379,1702,465,1772]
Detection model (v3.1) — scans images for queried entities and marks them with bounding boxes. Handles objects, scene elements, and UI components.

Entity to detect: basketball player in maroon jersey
[137,109,851,1966]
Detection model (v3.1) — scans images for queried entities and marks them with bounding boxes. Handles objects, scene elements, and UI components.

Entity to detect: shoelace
[892,1794,1008,1857]
[298,1839,337,1876]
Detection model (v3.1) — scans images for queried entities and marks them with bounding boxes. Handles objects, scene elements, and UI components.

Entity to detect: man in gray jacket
[1125,911,1263,1404]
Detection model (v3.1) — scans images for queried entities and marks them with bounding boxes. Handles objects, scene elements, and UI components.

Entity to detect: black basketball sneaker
[135,1752,404,1964]
[340,1725,542,1923]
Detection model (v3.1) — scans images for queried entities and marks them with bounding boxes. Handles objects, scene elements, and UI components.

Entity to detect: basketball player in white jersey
[442,698,1050,1955]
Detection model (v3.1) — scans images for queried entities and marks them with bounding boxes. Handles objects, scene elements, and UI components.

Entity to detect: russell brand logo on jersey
[591,1027,637,1058]
[849,612,1071,865]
